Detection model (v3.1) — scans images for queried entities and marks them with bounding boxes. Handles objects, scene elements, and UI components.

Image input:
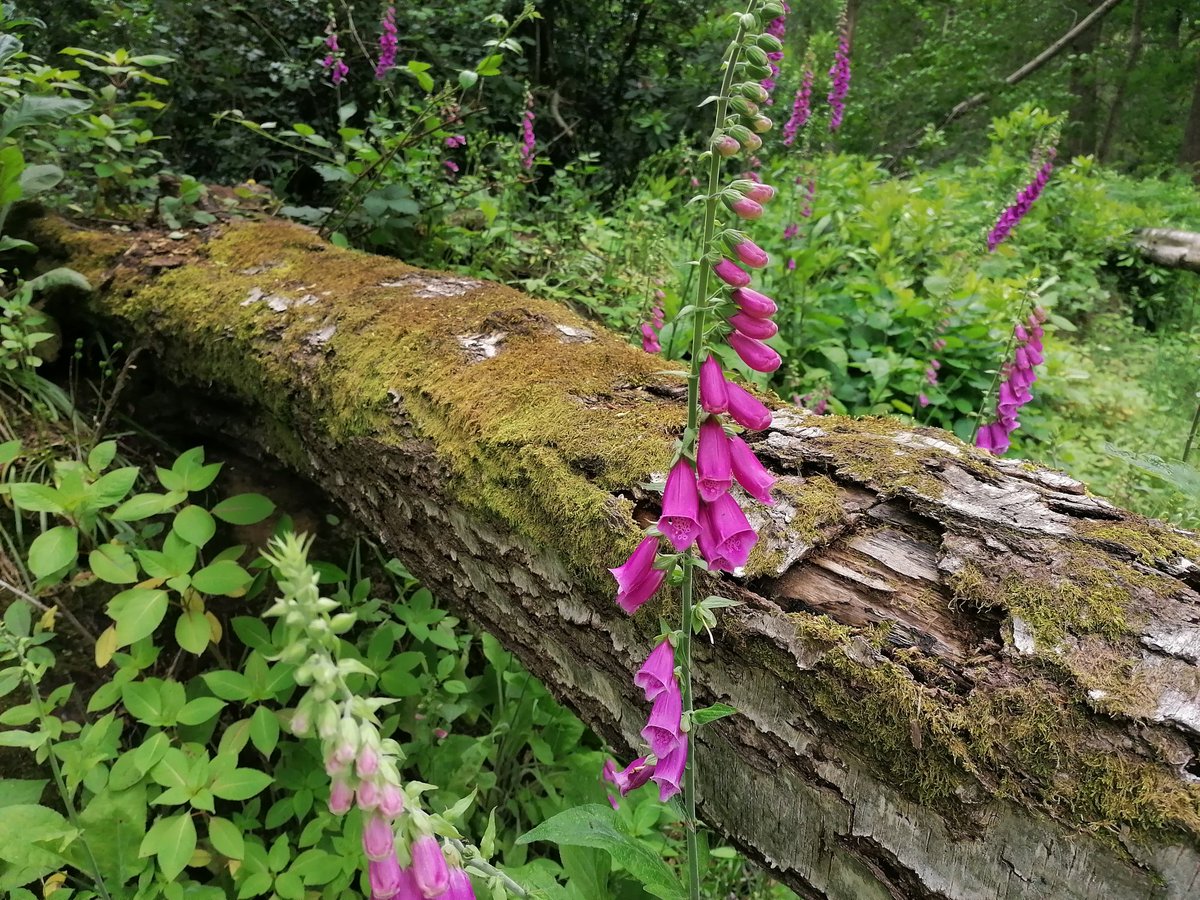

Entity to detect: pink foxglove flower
[744,183,776,204]
[363,814,396,862]
[728,197,763,220]
[640,322,661,354]
[329,776,353,815]
[357,779,381,812]
[783,66,813,146]
[696,418,733,502]
[446,868,477,900]
[728,312,777,340]
[378,783,405,818]
[733,240,769,269]
[411,835,450,898]
[658,460,701,551]
[609,535,666,615]
[634,640,676,701]
[704,493,758,569]
[827,19,851,131]
[696,504,732,572]
[519,94,537,170]
[699,355,729,414]
[640,679,683,757]
[713,258,751,287]
[725,381,772,431]
[375,5,398,79]
[987,149,1055,251]
[370,854,405,900]
[651,734,688,802]
[729,435,776,505]
[602,756,655,796]
[730,287,777,318]
[715,135,740,157]
[729,331,782,373]
[357,745,380,778]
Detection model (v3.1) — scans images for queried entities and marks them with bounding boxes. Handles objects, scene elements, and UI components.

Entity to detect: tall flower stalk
[827,8,851,131]
[603,5,785,898]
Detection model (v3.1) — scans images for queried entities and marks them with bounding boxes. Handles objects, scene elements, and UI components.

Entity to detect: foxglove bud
[727,197,763,219]
[713,258,751,287]
[328,775,353,815]
[411,834,451,898]
[714,135,740,157]
[378,782,405,818]
[744,183,776,204]
[751,116,773,134]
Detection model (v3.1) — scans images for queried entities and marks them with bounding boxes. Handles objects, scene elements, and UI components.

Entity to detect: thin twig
[0,576,97,644]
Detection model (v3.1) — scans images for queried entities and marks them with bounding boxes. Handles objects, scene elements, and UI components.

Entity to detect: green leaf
[173,505,216,547]
[88,440,118,472]
[202,670,252,701]
[192,560,251,595]
[0,779,46,808]
[90,466,139,507]
[210,766,273,801]
[90,543,139,584]
[122,681,164,725]
[141,813,196,880]
[25,266,90,294]
[208,816,244,860]
[28,525,78,579]
[111,491,183,521]
[151,748,191,790]
[0,95,91,139]
[249,706,280,757]
[691,703,738,726]
[210,493,275,525]
[108,588,169,647]
[457,70,479,89]
[175,609,211,655]
[75,783,147,886]
[6,482,63,513]
[177,696,226,725]
[18,163,63,197]
[518,805,685,899]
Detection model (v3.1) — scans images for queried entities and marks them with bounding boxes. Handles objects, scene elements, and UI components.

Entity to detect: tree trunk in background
[28,215,1200,900]
[1098,0,1146,163]
[1065,0,1104,158]
[1180,52,1200,178]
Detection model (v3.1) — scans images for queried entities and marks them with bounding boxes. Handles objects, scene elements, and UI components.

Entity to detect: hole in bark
[1185,754,1200,779]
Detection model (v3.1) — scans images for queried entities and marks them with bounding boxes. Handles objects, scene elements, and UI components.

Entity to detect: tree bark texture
[1179,51,1200,177]
[1133,228,1200,272]
[30,216,1200,899]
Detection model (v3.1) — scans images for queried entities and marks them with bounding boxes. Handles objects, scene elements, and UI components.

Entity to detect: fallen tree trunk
[1133,228,1200,273]
[31,216,1200,899]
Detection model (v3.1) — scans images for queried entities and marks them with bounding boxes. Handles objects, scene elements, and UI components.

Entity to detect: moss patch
[803,415,950,497]
[1076,519,1200,566]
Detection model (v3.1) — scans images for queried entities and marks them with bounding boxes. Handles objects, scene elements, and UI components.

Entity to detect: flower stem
[677,9,754,899]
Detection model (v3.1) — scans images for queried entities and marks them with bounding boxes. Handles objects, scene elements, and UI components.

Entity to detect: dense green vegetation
[2,0,1199,898]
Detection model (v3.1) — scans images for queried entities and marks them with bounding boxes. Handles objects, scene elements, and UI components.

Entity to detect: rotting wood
[28,215,1200,900]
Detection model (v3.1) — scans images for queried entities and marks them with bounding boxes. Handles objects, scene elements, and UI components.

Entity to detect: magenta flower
[704,493,758,569]
[609,535,666,615]
[744,183,776,204]
[733,240,769,269]
[444,135,466,148]
[446,868,476,900]
[700,354,729,414]
[370,854,405,900]
[713,258,751,287]
[411,835,450,898]
[659,460,701,551]
[729,435,775,505]
[728,197,763,220]
[443,160,460,174]
[696,418,733,502]
[640,322,661,355]
[519,95,537,170]
[715,135,740,157]
[634,640,676,701]
[640,679,683,757]
[356,779,381,812]
[987,149,1055,251]
[651,734,687,802]
[357,746,380,778]
[783,223,799,240]
[378,783,404,818]
[363,814,395,862]
[602,756,655,796]
[375,5,398,79]
[725,381,772,431]
[728,312,777,340]
[729,331,782,373]
[329,776,353,815]
[783,67,814,146]
[731,287,777,318]
[918,393,930,408]
[827,20,852,131]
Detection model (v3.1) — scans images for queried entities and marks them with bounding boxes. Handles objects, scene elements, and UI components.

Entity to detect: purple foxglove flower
[602,756,655,795]
[918,393,930,408]
[700,354,729,414]
[725,381,772,431]
[783,68,814,146]
[827,26,852,132]
[696,418,733,502]
[651,733,687,802]
[634,640,676,701]
[932,337,947,351]
[329,776,353,815]
[377,782,405,818]
[733,240,769,269]
[997,381,1020,416]
[658,460,701,551]
[384,867,423,900]
[370,854,405,900]
[787,258,797,271]
[445,134,466,148]
[609,535,667,615]
[640,679,683,757]
[357,745,380,778]
[696,503,732,571]
[729,435,776,505]
[375,5,398,79]
[715,135,740,157]
[731,287,777,319]
[713,258,751,288]
[976,423,1011,455]
[729,332,782,373]
[1014,346,1031,370]
[783,222,799,240]
[705,493,758,569]
[744,183,776,204]
[411,834,450,898]
[446,868,476,900]
[728,312,777,340]
[357,778,381,812]
[363,814,396,861]
[728,197,763,220]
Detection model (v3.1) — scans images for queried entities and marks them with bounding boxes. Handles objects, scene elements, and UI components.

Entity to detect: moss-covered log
[30,216,1200,899]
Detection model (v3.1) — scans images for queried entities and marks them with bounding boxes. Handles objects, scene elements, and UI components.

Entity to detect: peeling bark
[29,216,1200,899]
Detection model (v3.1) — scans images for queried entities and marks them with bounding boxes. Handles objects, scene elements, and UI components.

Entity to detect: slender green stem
[1183,394,1200,463]
[677,11,753,899]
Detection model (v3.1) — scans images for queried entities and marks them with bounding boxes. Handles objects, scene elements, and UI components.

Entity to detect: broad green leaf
[87,440,118,472]
[90,544,139,584]
[209,767,273,801]
[173,505,216,547]
[177,696,226,725]
[691,703,738,726]
[28,525,78,579]
[111,491,182,521]
[208,816,244,860]
[0,779,46,808]
[202,670,252,701]
[192,560,251,595]
[141,812,196,880]
[90,466,139,507]
[210,493,275,525]
[17,163,63,197]
[6,482,63,513]
[75,783,147,886]
[518,804,684,899]
[122,681,164,725]
[108,588,169,646]
[249,706,280,757]
[175,609,211,655]
[25,266,91,294]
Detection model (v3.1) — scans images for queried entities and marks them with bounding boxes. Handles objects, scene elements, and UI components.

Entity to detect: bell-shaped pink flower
[356,778,381,812]
[378,782,405,818]
[640,679,683,757]
[728,312,777,340]
[357,745,380,778]
[658,460,701,551]
[696,504,732,571]
[634,639,676,702]
[329,775,353,815]
[729,436,775,505]
[731,287,777,318]
[744,183,776,204]
[609,535,666,615]
[729,332,782,373]
[997,380,1020,416]
[411,834,450,898]
[602,756,655,795]
[733,240,769,269]
[713,258,751,287]
[705,493,758,569]
[728,197,763,220]
[363,814,396,861]
[714,135,740,157]
[1024,341,1044,366]
[699,354,728,414]
[725,381,772,431]
[370,854,405,900]
[651,734,688,802]
[696,418,732,502]
[446,868,476,900]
